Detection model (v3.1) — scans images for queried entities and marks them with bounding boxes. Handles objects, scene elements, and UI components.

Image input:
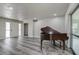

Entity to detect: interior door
[24,23,28,36]
[71,6,79,55]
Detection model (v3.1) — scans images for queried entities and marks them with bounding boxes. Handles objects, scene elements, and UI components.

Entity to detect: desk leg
[41,40,43,50]
[53,40,56,46]
[60,41,61,48]
[63,40,65,50]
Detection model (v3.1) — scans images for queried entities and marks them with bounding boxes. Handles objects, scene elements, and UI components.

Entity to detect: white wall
[0,19,5,39]
[10,21,19,37]
[0,17,23,39]
[35,16,65,38]
[24,16,65,38]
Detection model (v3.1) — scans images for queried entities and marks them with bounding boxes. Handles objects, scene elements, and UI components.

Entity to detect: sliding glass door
[72,6,79,55]
[19,23,21,36]
[5,22,10,38]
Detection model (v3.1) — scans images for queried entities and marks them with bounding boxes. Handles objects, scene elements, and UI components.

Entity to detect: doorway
[5,22,10,38]
[24,23,28,36]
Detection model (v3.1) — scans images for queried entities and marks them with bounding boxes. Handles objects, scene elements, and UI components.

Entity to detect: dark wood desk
[40,26,68,50]
[49,34,68,50]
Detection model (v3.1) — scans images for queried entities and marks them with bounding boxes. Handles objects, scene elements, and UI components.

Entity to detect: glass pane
[72,7,79,35]
[72,7,79,55]
[19,23,21,36]
[6,22,10,38]
[6,22,10,30]
[72,36,79,55]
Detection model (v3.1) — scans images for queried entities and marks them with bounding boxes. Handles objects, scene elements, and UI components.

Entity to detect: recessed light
[33,17,37,20]
[53,13,57,16]
[8,7,13,10]
[4,4,13,10]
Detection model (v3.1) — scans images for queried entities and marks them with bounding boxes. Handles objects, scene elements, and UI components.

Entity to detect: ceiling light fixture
[33,17,38,22]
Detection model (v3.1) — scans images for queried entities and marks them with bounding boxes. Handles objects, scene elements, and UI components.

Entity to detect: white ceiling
[0,3,69,20]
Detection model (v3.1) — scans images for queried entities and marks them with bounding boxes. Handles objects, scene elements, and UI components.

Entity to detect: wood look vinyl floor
[0,37,73,55]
